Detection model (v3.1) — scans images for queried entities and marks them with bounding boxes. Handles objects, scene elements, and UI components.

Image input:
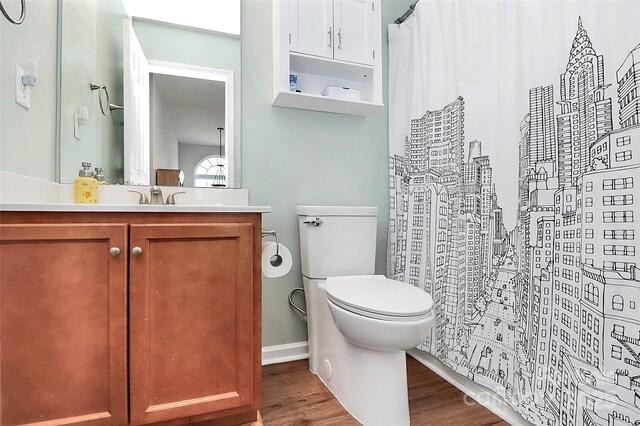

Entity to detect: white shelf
[273,0,383,115]
[290,52,374,81]
[273,90,384,116]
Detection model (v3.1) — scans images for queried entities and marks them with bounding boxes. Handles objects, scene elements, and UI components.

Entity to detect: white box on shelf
[321,86,361,101]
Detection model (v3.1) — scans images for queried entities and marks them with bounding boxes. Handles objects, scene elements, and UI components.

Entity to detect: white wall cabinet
[273,0,383,116]
[289,0,334,60]
[334,0,376,66]
[290,0,375,66]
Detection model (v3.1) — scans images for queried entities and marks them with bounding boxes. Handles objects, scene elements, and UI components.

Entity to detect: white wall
[150,74,179,184]
[178,142,219,187]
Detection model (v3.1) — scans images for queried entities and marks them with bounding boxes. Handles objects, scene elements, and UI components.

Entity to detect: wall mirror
[57,0,240,188]
[143,61,234,187]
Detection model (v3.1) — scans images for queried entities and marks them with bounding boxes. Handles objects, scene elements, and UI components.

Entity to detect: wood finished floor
[261,356,509,426]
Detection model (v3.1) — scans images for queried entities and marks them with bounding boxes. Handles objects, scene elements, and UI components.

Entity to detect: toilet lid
[325,275,433,318]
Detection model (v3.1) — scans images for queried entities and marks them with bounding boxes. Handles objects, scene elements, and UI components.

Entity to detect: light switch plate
[74,112,81,139]
[15,65,30,109]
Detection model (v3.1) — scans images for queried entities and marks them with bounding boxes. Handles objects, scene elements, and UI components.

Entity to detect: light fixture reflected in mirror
[211,127,226,187]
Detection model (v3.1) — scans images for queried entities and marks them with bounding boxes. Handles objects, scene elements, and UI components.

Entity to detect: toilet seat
[326,275,433,321]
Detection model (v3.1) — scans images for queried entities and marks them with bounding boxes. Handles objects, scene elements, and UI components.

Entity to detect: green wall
[59,0,126,183]
[0,0,58,180]
[242,0,412,347]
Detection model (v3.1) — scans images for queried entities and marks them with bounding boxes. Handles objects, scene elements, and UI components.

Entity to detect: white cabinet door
[289,0,334,59]
[334,0,375,65]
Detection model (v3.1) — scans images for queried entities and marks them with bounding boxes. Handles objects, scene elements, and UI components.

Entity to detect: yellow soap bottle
[74,162,98,204]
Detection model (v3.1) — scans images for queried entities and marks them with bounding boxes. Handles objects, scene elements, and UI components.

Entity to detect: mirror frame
[145,60,235,187]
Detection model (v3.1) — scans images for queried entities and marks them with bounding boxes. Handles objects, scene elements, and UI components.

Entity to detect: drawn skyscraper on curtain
[556,18,613,187]
[389,14,640,426]
[529,85,557,165]
[618,44,640,129]
[389,98,466,357]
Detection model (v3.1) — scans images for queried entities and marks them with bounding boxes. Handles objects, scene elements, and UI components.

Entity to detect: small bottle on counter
[74,162,98,204]
[94,167,107,184]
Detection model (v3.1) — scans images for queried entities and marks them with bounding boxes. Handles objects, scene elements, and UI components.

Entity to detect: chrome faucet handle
[149,186,165,205]
[302,217,323,227]
[127,189,149,205]
[165,191,186,205]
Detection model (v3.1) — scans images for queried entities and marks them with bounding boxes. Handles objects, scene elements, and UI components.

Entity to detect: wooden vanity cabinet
[0,212,262,426]
[0,223,128,426]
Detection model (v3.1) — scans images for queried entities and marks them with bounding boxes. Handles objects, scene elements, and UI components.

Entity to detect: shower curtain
[387,1,640,424]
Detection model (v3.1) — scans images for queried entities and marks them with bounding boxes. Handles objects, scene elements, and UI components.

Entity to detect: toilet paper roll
[262,242,293,278]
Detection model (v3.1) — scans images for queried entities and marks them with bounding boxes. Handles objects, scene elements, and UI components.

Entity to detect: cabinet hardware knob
[338,28,342,49]
[131,247,143,256]
[328,26,332,48]
[109,247,121,256]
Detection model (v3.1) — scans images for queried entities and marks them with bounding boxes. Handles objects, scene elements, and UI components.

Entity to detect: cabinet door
[334,0,375,65]
[289,0,334,59]
[0,224,128,426]
[129,223,256,425]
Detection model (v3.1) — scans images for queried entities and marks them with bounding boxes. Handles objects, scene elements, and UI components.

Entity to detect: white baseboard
[407,349,533,426]
[262,341,309,366]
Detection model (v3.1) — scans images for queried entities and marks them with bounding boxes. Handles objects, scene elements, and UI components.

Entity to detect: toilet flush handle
[302,217,323,227]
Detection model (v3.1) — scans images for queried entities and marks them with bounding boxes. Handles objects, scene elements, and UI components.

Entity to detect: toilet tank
[297,206,378,279]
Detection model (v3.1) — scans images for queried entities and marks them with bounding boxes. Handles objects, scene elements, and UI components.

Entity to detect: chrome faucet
[128,187,185,205]
[149,186,164,205]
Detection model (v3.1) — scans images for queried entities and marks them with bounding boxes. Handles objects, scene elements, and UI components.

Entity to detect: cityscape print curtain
[387,1,640,424]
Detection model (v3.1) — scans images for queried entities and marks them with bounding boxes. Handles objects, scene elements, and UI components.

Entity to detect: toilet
[297,206,434,426]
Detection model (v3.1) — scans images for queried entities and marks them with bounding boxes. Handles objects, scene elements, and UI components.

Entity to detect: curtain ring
[0,0,26,25]
[90,81,110,116]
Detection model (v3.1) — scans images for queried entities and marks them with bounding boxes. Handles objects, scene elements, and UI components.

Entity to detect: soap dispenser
[74,162,98,204]
[94,167,107,184]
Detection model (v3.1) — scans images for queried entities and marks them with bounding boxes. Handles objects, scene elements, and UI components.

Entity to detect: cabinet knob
[131,246,143,256]
[109,247,121,256]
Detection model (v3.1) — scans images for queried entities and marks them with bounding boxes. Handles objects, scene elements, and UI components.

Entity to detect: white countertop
[0,203,271,213]
[0,171,270,213]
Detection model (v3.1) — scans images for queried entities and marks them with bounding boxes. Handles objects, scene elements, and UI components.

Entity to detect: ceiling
[152,73,226,146]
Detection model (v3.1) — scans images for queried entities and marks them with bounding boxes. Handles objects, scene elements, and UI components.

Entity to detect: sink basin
[98,184,250,206]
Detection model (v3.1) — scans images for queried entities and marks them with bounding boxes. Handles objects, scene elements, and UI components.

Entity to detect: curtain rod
[394,0,419,24]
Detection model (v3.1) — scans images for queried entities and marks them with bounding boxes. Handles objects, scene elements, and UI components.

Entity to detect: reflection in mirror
[58,0,126,184]
[57,0,241,187]
[147,68,233,188]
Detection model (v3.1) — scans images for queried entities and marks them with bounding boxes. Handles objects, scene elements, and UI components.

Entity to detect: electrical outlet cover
[15,65,30,109]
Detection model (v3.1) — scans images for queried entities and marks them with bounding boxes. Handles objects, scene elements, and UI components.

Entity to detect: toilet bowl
[326,275,433,352]
[297,206,434,425]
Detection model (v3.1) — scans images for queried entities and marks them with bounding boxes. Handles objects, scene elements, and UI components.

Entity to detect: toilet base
[318,346,410,426]
[303,277,410,426]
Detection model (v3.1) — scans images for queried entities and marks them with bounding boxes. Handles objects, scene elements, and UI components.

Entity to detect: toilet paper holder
[261,229,283,267]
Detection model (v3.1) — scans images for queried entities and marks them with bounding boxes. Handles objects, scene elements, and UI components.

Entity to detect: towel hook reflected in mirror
[0,0,26,25]
[90,81,110,116]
